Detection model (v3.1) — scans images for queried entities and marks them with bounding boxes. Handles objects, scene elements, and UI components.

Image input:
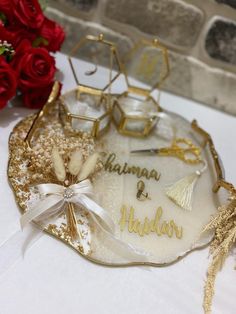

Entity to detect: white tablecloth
[0,53,235,314]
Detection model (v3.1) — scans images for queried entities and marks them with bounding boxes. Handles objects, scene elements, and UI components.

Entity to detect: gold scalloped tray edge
[7,113,215,268]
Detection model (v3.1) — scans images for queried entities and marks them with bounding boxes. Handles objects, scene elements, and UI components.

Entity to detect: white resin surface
[91,113,219,265]
[0,53,235,314]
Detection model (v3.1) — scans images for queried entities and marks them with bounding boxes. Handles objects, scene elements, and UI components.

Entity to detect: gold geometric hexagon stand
[112,38,170,137]
[60,34,122,137]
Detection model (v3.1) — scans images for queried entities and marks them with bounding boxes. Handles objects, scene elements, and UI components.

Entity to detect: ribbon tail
[74,195,149,262]
[74,194,115,233]
[90,213,149,263]
[0,224,43,278]
[20,195,64,229]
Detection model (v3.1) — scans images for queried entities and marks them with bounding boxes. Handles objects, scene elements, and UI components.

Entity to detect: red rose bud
[22,82,55,109]
[13,42,56,90]
[12,0,44,29]
[0,57,18,109]
[39,18,65,52]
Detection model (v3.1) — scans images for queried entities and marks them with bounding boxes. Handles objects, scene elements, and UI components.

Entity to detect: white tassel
[165,161,207,211]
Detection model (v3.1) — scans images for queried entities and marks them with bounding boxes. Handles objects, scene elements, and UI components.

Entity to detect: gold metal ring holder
[112,38,170,137]
[59,34,122,138]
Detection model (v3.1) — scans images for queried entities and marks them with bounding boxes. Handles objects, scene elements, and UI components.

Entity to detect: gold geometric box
[112,38,170,137]
[60,34,122,137]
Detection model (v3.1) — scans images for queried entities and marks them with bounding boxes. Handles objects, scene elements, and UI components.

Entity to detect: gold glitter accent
[7,113,222,270]
[8,106,95,256]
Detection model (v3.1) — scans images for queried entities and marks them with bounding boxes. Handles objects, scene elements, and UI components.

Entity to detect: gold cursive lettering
[119,205,183,239]
[103,153,161,182]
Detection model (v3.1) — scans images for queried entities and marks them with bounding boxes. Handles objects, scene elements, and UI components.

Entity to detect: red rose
[22,82,54,109]
[12,39,31,59]
[39,17,65,52]
[13,40,56,90]
[0,0,11,10]
[0,24,36,49]
[9,25,36,47]
[0,24,15,45]
[11,0,44,29]
[0,0,12,19]
[0,57,18,109]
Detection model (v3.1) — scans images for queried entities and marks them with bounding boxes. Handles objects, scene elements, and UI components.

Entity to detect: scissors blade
[130,149,160,155]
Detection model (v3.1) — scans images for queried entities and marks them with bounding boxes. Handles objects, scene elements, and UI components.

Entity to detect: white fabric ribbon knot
[20,179,114,234]
[20,179,148,262]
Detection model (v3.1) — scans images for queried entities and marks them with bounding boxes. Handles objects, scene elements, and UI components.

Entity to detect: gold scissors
[131,138,202,164]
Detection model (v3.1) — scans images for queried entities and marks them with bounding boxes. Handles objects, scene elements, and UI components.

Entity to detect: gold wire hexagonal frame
[68,34,122,92]
[60,34,122,138]
[122,38,170,95]
[112,38,170,137]
[60,91,111,138]
[112,92,159,137]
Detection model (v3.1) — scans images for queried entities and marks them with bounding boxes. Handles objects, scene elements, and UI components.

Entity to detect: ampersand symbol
[136,180,151,201]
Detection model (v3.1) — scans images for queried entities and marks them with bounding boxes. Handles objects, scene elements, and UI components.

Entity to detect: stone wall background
[46,0,236,115]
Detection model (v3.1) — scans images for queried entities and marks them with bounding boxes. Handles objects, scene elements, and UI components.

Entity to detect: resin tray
[8,103,222,267]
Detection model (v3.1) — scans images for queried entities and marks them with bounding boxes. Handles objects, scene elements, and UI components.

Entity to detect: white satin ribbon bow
[20,179,148,262]
[20,179,114,233]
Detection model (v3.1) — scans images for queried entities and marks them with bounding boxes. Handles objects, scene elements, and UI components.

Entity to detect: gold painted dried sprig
[51,147,99,240]
[202,192,236,314]
[23,119,95,185]
[8,114,97,254]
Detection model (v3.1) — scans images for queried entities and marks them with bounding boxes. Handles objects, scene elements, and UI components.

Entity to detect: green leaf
[0,46,6,55]
[32,37,49,48]
[0,12,7,25]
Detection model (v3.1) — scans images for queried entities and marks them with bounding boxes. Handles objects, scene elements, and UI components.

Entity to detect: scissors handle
[158,138,201,164]
[174,148,201,164]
